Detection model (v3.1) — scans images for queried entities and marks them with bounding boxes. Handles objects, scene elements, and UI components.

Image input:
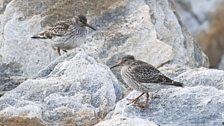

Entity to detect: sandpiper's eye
[80,18,87,24]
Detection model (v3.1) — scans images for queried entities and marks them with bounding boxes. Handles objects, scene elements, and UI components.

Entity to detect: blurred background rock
[176,0,224,69]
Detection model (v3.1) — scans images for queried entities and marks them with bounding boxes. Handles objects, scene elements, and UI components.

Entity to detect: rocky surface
[195,0,224,68]
[0,62,26,97]
[176,0,224,68]
[219,55,224,70]
[0,0,208,99]
[0,52,122,126]
[0,0,208,88]
[96,65,224,126]
[96,117,157,126]
[0,0,223,126]
[0,0,12,14]
[107,86,224,126]
[177,67,224,89]
[175,0,215,34]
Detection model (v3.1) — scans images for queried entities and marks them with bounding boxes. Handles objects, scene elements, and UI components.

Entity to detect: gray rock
[111,86,224,126]
[85,0,208,68]
[218,55,224,70]
[0,52,122,126]
[177,67,224,89]
[0,62,26,96]
[0,0,208,91]
[157,65,224,90]
[176,0,215,33]
[0,0,12,14]
[0,0,216,125]
[96,116,157,126]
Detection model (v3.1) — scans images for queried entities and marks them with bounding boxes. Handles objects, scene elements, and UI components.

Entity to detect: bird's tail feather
[171,81,184,87]
[31,35,45,39]
[162,81,184,87]
[31,32,51,39]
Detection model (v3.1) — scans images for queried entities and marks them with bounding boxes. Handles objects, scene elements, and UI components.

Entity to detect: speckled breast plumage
[52,24,87,50]
[121,65,153,92]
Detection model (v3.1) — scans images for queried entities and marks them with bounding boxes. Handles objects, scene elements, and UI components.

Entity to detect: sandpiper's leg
[57,47,61,56]
[143,93,149,108]
[152,90,161,99]
[127,92,145,105]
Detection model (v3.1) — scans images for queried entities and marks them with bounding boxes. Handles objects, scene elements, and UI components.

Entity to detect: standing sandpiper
[111,55,183,108]
[31,15,96,56]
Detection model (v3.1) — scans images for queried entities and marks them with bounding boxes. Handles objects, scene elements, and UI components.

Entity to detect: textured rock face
[0,0,208,81]
[195,0,224,68]
[96,117,157,126]
[175,0,215,34]
[0,52,122,125]
[0,0,125,86]
[0,0,220,126]
[176,0,224,68]
[0,62,26,96]
[97,65,224,126]
[110,86,224,126]
[219,55,224,70]
[177,67,224,89]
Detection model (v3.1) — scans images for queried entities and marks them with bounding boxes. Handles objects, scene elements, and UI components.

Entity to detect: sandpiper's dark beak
[110,62,122,69]
[85,23,96,30]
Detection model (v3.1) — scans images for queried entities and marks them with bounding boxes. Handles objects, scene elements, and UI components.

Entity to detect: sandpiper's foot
[152,91,161,99]
[129,93,149,109]
[134,103,146,108]
[63,50,67,53]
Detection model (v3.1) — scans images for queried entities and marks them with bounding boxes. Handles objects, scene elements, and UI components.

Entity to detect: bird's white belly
[52,35,86,50]
[140,83,173,92]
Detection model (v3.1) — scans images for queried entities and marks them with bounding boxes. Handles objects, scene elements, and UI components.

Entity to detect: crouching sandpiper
[111,55,183,108]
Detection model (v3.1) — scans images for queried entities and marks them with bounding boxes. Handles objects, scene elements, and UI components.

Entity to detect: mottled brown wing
[48,20,71,36]
[130,61,163,83]
[131,61,175,84]
[130,61,177,84]
[130,61,183,87]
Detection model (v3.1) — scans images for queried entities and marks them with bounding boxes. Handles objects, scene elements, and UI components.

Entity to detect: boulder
[0,0,217,125]
[195,0,224,68]
[218,55,224,69]
[96,117,157,126]
[0,62,26,97]
[177,67,224,89]
[0,52,122,125]
[109,86,224,126]
[0,0,208,93]
[176,0,224,68]
[175,0,215,34]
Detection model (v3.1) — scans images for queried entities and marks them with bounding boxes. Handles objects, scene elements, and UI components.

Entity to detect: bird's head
[77,15,96,30]
[110,55,135,69]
